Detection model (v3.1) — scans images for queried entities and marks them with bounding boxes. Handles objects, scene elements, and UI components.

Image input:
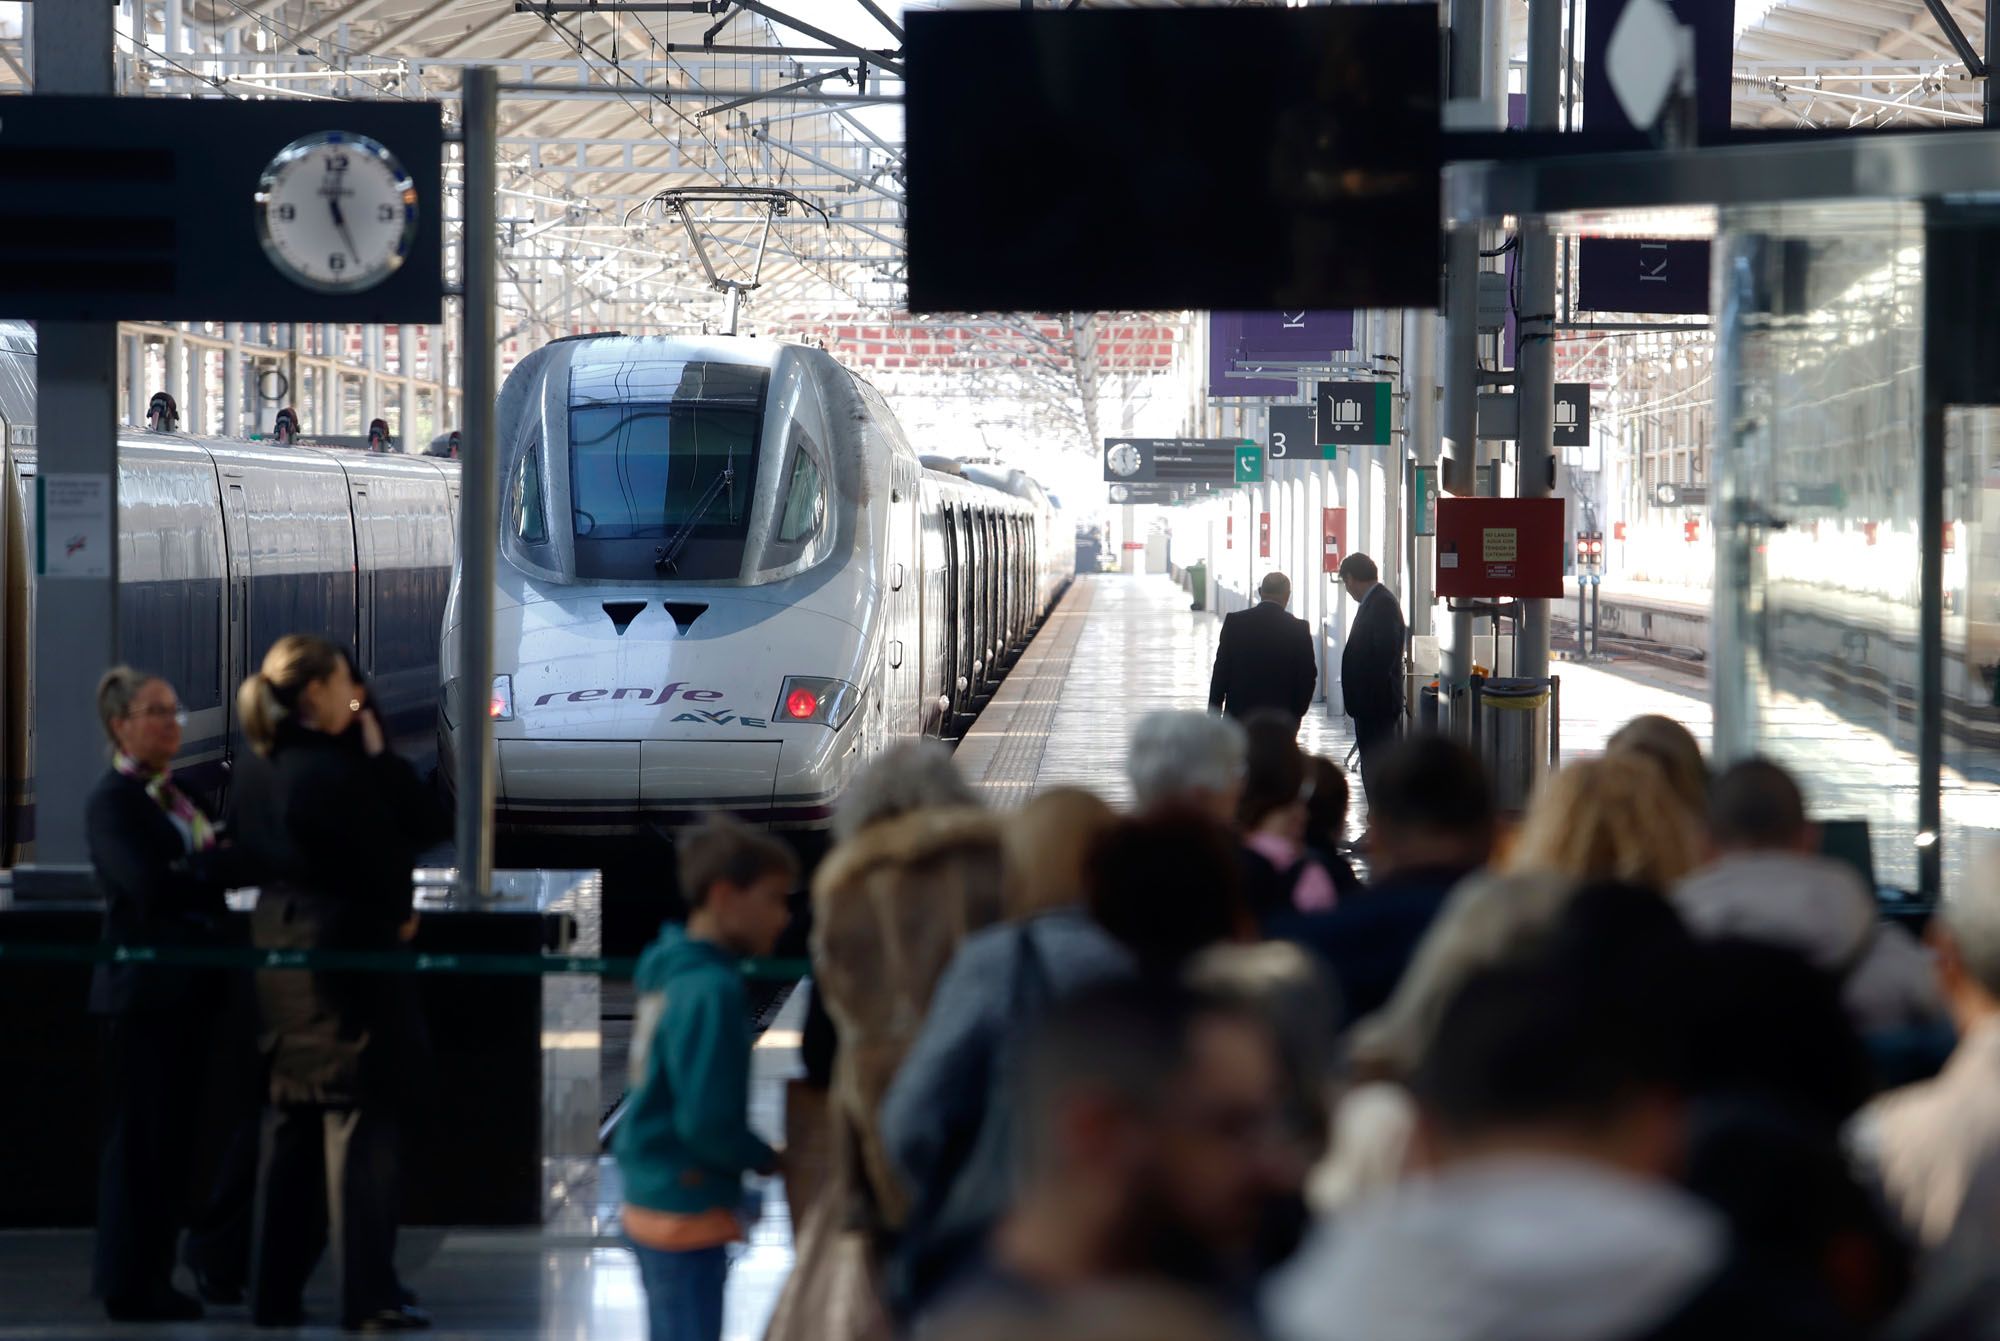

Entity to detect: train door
[220,479,251,750]
[981,510,1000,687]
[960,506,982,707]
[348,479,377,687]
[941,500,961,730]
[887,461,918,737]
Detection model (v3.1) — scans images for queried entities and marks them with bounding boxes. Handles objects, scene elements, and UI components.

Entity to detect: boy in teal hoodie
[616,817,797,1341]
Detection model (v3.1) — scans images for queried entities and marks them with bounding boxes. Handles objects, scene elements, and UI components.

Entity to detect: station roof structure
[0,0,1984,447]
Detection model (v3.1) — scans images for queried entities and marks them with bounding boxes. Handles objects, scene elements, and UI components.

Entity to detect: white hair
[833,739,980,842]
[1126,711,1246,811]
[1947,839,2000,997]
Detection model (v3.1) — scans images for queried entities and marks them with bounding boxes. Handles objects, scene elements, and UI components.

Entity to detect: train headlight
[776,676,857,729]
[490,674,516,722]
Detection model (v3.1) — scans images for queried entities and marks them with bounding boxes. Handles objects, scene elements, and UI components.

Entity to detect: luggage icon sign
[1315,381,1391,447]
[1555,398,1578,428]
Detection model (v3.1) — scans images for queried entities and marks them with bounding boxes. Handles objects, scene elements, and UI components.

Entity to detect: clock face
[1107,443,1144,478]
[255,131,417,293]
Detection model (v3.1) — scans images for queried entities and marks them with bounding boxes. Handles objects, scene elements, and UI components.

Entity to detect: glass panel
[513,447,546,545]
[1716,202,1927,891]
[776,446,825,545]
[564,359,769,581]
[1944,407,2000,887]
[568,403,760,540]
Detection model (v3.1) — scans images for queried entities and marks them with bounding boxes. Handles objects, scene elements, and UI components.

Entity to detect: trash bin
[1419,681,1440,732]
[1477,677,1551,814]
[1188,561,1207,611]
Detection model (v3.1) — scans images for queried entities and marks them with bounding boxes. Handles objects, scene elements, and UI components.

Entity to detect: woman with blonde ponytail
[227,634,445,1331]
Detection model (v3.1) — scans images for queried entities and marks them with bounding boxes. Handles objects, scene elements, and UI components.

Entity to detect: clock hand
[328,195,362,266]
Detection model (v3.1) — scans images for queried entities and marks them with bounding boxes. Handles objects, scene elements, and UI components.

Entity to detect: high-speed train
[438,334,1068,849]
[0,326,460,862]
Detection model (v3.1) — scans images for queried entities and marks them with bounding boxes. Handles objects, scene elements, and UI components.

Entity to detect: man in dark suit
[1338,552,1406,805]
[1209,571,1319,731]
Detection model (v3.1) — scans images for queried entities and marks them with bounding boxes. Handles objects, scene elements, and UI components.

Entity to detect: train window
[566,386,765,579]
[512,446,547,545]
[776,435,826,546]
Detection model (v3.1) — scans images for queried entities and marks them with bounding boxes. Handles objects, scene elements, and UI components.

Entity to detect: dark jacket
[1340,584,1407,725]
[613,925,775,1215]
[230,722,445,1106]
[1209,600,1318,723]
[1265,864,1477,1024]
[85,769,246,1015]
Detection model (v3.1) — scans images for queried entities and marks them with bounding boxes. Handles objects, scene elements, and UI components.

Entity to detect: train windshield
[566,360,768,580]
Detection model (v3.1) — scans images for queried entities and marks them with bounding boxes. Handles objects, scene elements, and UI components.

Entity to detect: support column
[399,324,418,443]
[187,337,205,435]
[1514,0,1562,682]
[123,333,144,427]
[1406,310,1438,640]
[166,329,187,431]
[223,326,242,438]
[456,67,500,899]
[1442,0,1495,733]
[29,0,117,871]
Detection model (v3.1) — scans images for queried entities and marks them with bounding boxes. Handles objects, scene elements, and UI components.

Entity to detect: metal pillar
[1442,0,1493,731]
[223,326,242,438]
[167,330,187,431]
[29,1,117,870]
[399,325,418,441]
[1406,309,1438,640]
[1514,0,1563,682]
[456,66,500,900]
[123,334,144,427]
[187,337,205,434]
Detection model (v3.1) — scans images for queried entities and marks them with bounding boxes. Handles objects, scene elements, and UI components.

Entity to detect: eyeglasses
[129,705,187,726]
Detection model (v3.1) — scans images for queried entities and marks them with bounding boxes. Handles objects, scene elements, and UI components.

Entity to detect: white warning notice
[37,473,113,579]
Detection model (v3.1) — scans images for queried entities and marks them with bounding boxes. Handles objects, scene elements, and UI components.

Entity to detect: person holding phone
[229,635,445,1331]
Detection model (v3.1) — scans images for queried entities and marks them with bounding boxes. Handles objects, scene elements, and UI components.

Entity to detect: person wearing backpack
[617,817,797,1341]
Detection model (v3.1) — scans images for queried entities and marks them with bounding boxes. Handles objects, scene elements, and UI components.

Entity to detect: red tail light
[785,688,820,720]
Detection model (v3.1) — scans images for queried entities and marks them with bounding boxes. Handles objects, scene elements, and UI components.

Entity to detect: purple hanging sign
[1207,310,1357,398]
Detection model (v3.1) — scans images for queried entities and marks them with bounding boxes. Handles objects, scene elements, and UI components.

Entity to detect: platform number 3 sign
[1268,405,1317,462]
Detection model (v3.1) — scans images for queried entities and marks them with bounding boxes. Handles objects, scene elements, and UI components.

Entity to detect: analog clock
[1106,442,1144,478]
[255,131,417,293]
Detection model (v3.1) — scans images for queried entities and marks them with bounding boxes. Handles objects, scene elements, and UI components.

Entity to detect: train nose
[478,593,858,826]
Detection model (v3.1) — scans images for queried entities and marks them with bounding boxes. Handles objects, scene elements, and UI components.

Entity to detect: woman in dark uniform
[229,635,444,1332]
[86,667,251,1321]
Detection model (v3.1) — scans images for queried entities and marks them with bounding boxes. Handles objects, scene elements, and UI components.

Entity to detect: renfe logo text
[533,681,721,708]
[530,682,768,729]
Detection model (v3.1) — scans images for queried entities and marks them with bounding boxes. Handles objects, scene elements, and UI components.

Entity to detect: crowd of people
[618,708,2000,1341]
[78,628,2000,1340]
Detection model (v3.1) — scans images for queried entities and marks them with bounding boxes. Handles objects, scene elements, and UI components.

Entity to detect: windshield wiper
[654,463,737,576]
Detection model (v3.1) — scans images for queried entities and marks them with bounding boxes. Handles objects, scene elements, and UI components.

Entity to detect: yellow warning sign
[1482,528,1518,563]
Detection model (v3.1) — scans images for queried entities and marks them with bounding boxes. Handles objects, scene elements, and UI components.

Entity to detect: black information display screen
[1104,438,1247,485]
[906,6,1442,314]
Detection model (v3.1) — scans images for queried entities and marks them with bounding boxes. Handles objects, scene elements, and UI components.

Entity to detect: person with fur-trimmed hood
[764,742,1005,1341]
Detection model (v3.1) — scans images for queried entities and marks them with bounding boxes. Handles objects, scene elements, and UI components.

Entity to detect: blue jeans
[628,1240,728,1341]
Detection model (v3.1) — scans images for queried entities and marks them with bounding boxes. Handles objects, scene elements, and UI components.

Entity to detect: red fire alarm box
[1226,514,1234,550]
[1435,497,1565,599]
[1321,507,1347,574]
[1259,511,1271,559]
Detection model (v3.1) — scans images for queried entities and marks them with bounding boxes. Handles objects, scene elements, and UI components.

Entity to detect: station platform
[956,572,1716,805]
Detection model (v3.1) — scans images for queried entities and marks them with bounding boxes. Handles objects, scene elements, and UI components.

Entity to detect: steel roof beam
[750,128,903,203]
[697,66,850,118]
[302,0,401,42]
[713,0,902,77]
